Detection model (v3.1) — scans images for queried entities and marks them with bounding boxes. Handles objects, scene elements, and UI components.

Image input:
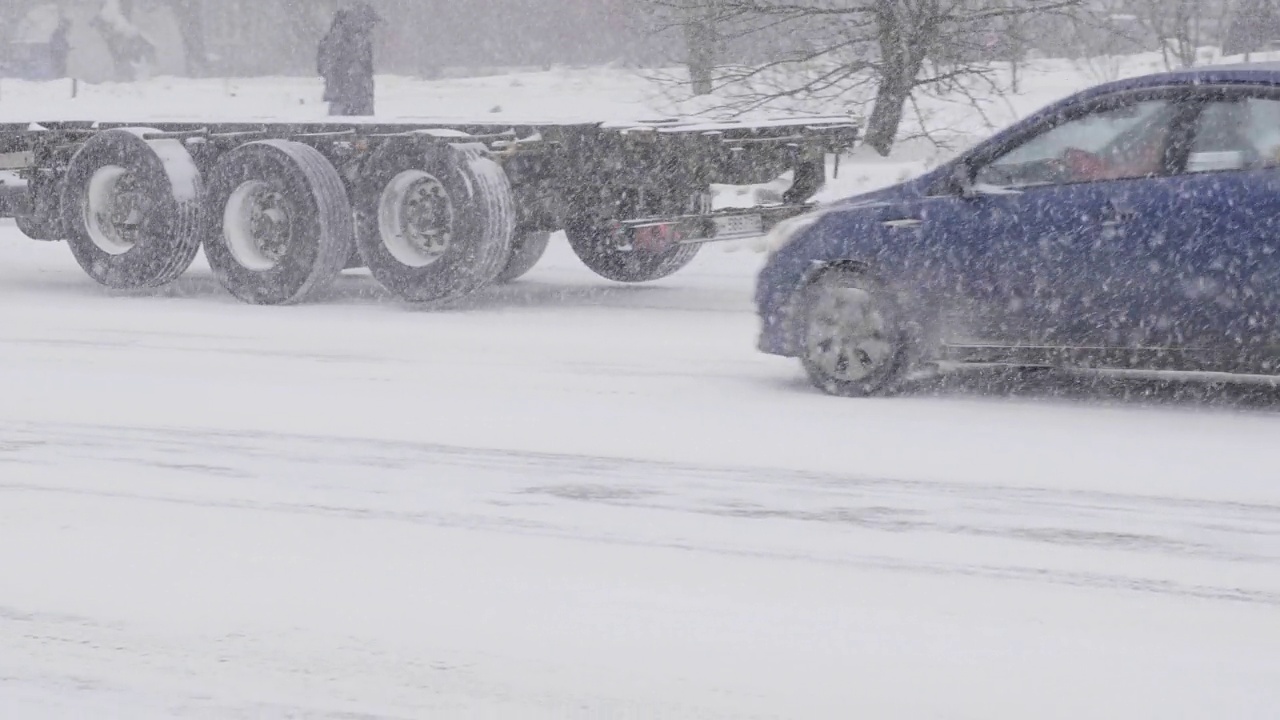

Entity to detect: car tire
[798,267,912,397]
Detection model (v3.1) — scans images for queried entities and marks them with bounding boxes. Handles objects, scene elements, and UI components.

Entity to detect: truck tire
[59,128,202,289]
[495,230,551,283]
[201,140,354,305]
[565,215,700,283]
[355,140,515,303]
[343,247,366,270]
[15,213,59,241]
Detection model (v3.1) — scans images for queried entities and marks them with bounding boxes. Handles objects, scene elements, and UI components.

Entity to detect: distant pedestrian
[49,17,72,78]
[318,3,382,116]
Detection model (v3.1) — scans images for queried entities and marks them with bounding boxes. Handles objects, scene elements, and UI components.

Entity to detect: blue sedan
[756,63,1280,396]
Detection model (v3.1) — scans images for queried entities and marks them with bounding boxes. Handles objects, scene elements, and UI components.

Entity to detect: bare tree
[997,0,1030,93]
[685,0,721,94]
[1131,0,1203,68]
[1222,0,1280,56]
[1057,0,1143,82]
[654,0,1079,155]
[92,0,157,81]
[164,0,211,76]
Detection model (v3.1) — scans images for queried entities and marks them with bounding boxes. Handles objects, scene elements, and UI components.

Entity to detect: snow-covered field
[2,58,1280,718]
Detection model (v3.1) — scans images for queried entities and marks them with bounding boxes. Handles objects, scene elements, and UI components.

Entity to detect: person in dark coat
[49,17,72,79]
[318,3,382,116]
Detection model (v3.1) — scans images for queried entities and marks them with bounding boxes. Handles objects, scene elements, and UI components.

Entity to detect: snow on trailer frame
[0,115,858,305]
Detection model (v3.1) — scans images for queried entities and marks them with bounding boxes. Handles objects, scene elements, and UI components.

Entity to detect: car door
[921,92,1189,349]
[1136,89,1280,372]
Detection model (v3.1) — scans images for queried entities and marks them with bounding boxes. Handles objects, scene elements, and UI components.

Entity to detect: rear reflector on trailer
[632,223,683,252]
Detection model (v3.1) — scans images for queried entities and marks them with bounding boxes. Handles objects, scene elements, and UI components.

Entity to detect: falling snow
[2,5,1279,718]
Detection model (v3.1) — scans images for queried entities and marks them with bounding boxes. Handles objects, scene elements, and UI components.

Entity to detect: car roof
[1094,62,1280,95]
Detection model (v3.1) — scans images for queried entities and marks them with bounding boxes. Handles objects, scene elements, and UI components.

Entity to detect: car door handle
[1100,201,1137,227]
[882,218,922,229]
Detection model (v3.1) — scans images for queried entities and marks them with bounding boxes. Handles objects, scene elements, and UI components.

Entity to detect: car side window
[1186,97,1280,173]
[974,98,1179,189]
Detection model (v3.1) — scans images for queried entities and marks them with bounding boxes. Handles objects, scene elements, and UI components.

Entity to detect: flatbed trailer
[0,116,857,305]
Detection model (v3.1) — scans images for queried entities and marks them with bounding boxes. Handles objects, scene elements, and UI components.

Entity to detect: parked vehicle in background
[756,63,1280,397]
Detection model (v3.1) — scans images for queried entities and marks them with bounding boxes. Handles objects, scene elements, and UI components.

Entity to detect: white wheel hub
[224,180,294,272]
[805,285,896,382]
[84,164,145,255]
[378,170,454,268]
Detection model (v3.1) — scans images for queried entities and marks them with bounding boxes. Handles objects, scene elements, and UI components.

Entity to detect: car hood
[757,182,913,255]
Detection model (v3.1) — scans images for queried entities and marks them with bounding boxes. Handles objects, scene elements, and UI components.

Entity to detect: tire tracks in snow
[2,421,1278,607]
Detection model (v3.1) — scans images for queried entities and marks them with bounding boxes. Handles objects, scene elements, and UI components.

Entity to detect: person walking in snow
[318,3,382,116]
[49,17,72,78]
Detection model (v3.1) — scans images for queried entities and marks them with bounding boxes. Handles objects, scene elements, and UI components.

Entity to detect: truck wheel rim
[378,170,453,268]
[84,164,142,255]
[224,180,293,272]
[805,286,895,383]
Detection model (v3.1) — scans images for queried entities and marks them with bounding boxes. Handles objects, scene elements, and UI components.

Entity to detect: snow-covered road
[2,223,1278,718]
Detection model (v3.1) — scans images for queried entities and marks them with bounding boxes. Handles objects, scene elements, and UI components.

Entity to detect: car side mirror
[951,163,978,199]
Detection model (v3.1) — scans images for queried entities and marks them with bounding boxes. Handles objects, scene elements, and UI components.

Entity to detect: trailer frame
[0,115,858,305]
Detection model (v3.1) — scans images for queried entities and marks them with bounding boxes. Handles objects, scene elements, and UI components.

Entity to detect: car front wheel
[799,267,912,397]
